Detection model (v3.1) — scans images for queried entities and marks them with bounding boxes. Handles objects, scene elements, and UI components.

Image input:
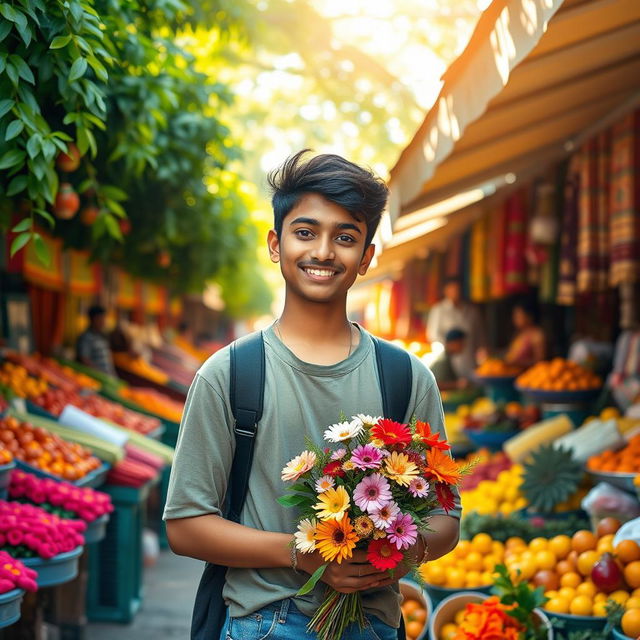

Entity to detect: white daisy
[323,419,363,443]
[354,414,382,428]
[315,475,335,493]
[294,518,317,553]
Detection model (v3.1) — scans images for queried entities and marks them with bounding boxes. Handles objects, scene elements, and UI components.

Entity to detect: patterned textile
[470,215,489,303]
[503,189,529,294]
[68,249,101,296]
[445,234,463,279]
[115,269,139,309]
[425,252,443,307]
[576,133,611,293]
[488,204,507,299]
[23,230,64,291]
[609,110,640,286]
[557,162,580,305]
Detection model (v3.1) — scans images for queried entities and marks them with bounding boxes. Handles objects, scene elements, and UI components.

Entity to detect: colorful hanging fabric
[142,282,167,315]
[470,215,489,302]
[23,230,64,291]
[576,133,611,293]
[67,250,101,296]
[503,189,529,294]
[487,204,507,299]
[425,252,443,306]
[115,269,138,309]
[445,234,462,279]
[609,109,640,287]
[28,284,65,355]
[557,162,580,305]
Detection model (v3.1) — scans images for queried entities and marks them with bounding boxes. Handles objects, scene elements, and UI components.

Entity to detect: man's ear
[358,244,376,275]
[267,229,280,263]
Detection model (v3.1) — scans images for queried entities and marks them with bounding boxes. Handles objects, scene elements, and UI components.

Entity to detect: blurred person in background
[609,323,640,415]
[76,305,116,376]
[504,299,546,370]
[427,277,485,379]
[430,328,475,391]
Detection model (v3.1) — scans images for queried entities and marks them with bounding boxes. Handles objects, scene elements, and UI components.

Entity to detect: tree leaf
[10,232,31,257]
[103,213,123,240]
[6,63,19,86]
[296,564,326,596]
[0,149,26,169]
[87,55,108,82]
[0,4,17,22]
[8,55,34,84]
[68,57,88,82]
[5,119,24,141]
[101,185,127,201]
[0,98,14,120]
[34,208,55,228]
[0,20,11,42]
[50,35,72,49]
[7,175,28,196]
[33,233,51,266]
[105,198,125,218]
[11,217,32,233]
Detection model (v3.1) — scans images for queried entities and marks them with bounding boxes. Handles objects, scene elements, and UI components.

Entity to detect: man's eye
[337,234,355,243]
[295,229,313,238]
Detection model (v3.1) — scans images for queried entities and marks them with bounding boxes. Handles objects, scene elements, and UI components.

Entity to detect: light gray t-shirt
[164,325,461,627]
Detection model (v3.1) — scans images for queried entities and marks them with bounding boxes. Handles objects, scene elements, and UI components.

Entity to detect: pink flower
[353,474,392,513]
[408,477,429,498]
[386,513,418,550]
[369,501,400,530]
[350,444,384,470]
[330,448,347,461]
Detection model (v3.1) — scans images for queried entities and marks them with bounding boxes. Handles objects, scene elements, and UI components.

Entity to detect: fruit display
[587,433,640,474]
[460,399,540,434]
[516,358,601,392]
[460,464,527,516]
[418,533,502,590]
[504,414,573,463]
[0,416,101,482]
[0,362,48,399]
[32,387,160,435]
[0,393,8,414]
[500,524,640,619]
[621,599,640,638]
[107,456,159,488]
[112,353,169,385]
[458,449,512,492]
[0,551,38,594]
[119,387,183,423]
[400,581,429,640]
[555,410,626,463]
[0,446,13,465]
[475,358,522,377]
[0,500,85,559]
[9,470,113,523]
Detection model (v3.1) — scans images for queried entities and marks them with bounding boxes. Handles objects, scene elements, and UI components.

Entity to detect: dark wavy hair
[267,150,389,247]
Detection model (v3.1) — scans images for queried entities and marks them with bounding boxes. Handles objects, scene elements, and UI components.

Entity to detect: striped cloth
[609,109,640,287]
[577,133,611,293]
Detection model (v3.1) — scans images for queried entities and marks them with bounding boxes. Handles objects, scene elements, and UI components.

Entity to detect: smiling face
[267,193,375,305]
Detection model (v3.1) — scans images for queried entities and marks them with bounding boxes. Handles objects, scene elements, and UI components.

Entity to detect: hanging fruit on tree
[119,218,132,235]
[157,250,171,268]
[53,183,80,220]
[80,205,101,226]
[55,143,82,173]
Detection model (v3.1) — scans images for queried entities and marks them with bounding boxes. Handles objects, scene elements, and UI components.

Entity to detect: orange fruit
[592,601,608,617]
[560,572,581,589]
[535,550,557,571]
[424,563,446,586]
[465,551,484,572]
[577,551,599,576]
[454,540,472,559]
[549,535,572,560]
[446,568,465,589]
[576,582,597,598]
[559,587,576,601]
[596,516,622,537]
[471,532,493,554]
[401,599,421,616]
[625,561,640,589]
[616,540,640,564]
[569,595,593,616]
[609,590,630,606]
[465,571,482,587]
[626,596,640,610]
[506,536,526,550]
[529,537,548,553]
[544,596,570,614]
[572,530,597,553]
[406,620,423,638]
[622,609,640,637]
[556,560,574,576]
[596,534,615,555]
[440,622,458,640]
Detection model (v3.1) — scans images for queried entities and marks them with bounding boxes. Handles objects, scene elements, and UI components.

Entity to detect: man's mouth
[300,265,341,278]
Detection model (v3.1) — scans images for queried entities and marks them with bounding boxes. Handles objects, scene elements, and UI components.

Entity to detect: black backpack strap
[372,336,412,423]
[227,331,265,522]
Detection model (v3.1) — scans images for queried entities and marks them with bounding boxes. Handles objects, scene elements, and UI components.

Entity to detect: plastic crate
[0,460,15,500]
[86,480,156,623]
[0,588,24,628]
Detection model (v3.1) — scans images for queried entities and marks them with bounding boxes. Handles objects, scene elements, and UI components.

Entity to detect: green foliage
[0,0,271,311]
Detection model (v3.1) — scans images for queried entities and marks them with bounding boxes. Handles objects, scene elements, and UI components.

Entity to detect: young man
[76,305,116,377]
[430,328,473,392]
[164,151,461,640]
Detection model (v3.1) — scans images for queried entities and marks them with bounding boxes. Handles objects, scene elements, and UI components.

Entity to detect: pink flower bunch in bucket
[0,551,38,593]
[0,500,85,559]
[9,470,113,522]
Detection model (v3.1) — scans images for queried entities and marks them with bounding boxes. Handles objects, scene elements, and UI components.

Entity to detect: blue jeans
[220,598,398,640]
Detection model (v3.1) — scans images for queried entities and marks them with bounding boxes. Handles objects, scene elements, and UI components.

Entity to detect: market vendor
[430,328,474,391]
[76,305,117,377]
[505,299,546,370]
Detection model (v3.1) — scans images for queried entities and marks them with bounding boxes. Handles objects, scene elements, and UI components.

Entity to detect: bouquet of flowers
[280,415,463,640]
[9,470,113,523]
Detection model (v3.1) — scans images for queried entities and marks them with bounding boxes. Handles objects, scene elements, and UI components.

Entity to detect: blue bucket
[0,589,24,628]
[22,545,84,588]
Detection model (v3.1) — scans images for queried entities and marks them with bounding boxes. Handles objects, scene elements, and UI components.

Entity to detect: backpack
[191,331,412,640]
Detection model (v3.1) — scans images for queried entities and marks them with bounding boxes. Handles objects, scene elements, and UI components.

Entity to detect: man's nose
[310,235,335,262]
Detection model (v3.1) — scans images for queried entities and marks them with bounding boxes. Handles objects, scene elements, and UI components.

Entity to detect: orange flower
[424,447,461,485]
[415,420,450,450]
[314,515,359,564]
[454,597,523,640]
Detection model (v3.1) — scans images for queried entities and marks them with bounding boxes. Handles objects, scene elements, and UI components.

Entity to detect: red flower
[370,419,412,447]
[367,538,404,570]
[435,482,456,513]
[322,461,345,478]
[415,421,450,451]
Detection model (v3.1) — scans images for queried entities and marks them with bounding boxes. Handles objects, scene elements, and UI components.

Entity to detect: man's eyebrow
[289,217,362,234]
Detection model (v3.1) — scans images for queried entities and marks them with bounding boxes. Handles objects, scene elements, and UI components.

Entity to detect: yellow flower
[342,460,356,472]
[354,515,375,538]
[313,485,350,521]
[314,515,359,563]
[384,451,419,486]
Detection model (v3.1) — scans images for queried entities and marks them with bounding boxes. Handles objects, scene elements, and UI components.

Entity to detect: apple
[55,143,82,172]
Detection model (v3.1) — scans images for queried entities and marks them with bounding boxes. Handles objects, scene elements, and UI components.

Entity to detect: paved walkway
[86,551,203,640]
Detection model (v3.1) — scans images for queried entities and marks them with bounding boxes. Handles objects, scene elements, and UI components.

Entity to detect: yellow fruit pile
[460,465,527,516]
[501,530,640,618]
[419,533,503,590]
[0,362,48,399]
[112,353,169,385]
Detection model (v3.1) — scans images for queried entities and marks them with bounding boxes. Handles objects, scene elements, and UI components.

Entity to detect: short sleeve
[163,372,235,520]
